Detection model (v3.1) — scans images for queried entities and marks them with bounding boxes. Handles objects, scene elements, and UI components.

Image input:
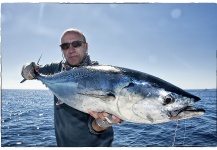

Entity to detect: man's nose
[67,44,76,52]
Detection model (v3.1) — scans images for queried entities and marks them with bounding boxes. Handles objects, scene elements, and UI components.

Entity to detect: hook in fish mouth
[168,106,205,120]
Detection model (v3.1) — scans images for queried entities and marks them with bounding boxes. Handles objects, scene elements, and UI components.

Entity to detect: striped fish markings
[36,65,205,124]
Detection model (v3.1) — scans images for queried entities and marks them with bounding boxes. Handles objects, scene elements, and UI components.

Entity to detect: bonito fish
[36,65,205,124]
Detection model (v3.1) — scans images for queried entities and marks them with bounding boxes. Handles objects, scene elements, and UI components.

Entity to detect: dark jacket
[38,60,114,147]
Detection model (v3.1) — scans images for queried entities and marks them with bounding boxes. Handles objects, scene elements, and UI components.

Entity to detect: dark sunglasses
[60,41,86,50]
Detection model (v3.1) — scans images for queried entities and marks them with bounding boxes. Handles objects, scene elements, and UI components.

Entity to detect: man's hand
[21,62,39,80]
[88,109,123,132]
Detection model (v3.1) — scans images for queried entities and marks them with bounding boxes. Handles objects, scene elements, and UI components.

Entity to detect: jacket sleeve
[38,61,63,75]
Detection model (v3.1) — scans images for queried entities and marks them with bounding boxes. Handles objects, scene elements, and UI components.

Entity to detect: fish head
[158,89,203,120]
[126,79,205,124]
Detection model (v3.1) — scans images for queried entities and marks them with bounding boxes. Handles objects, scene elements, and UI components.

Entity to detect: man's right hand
[21,62,39,80]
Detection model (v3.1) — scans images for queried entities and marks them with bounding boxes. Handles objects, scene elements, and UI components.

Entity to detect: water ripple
[1,89,216,147]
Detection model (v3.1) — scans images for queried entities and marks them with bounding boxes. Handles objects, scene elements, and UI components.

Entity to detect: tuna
[36,65,205,124]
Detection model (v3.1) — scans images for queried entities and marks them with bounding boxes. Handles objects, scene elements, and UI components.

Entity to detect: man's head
[60,28,88,66]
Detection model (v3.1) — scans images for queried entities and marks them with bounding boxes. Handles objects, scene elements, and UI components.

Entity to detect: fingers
[21,62,38,80]
[87,109,122,124]
[31,62,39,72]
[105,114,116,124]
[87,109,99,119]
[88,109,110,120]
[111,115,121,124]
[35,66,39,72]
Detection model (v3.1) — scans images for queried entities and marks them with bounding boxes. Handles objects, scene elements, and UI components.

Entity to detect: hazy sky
[1,3,217,89]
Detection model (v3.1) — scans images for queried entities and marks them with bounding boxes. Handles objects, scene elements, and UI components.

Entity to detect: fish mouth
[169,106,205,120]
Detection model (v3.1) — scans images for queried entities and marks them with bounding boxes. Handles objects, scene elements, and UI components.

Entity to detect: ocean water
[1,89,216,147]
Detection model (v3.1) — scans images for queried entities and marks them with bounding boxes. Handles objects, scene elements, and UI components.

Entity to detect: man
[21,28,122,147]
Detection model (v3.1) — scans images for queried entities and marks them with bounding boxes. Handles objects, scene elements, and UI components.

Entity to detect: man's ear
[85,43,88,54]
[85,42,88,49]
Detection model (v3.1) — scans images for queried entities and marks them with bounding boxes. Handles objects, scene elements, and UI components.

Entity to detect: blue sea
[1,89,216,147]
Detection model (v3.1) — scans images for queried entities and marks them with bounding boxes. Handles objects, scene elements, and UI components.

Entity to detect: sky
[1,3,217,90]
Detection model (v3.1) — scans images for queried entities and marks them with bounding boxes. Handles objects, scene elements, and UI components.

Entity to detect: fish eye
[163,95,175,105]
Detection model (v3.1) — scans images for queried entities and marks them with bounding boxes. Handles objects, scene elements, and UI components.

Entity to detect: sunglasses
[60,41,86,50]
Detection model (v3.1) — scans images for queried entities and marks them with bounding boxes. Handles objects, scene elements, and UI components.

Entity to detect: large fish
[36,65,205,124]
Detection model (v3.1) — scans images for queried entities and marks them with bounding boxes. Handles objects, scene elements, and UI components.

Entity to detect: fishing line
[182,119,187,146]
[37,54,43,65]
[172,120,179,146]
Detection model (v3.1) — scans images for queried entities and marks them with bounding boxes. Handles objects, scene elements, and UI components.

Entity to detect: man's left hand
[88,109,123,132]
